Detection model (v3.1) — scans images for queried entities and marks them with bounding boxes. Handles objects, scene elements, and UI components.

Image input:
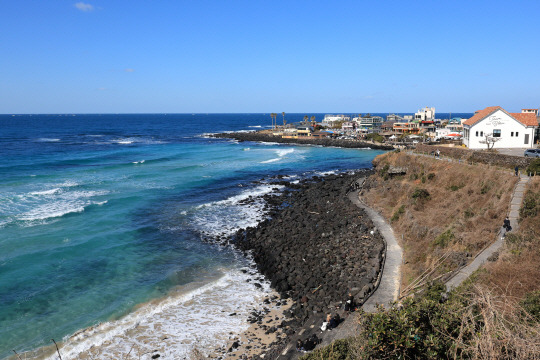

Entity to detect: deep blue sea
[0,113,466,359]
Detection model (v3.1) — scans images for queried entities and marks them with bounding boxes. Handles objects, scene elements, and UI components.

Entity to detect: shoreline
[211,132,395,151]
[211,170,386,359]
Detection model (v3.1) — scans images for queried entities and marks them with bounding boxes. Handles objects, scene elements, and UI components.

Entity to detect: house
[353,114,384,134]
[386,114,405,122]
[393,122,420,134]
[462,106,538,149]
[341,122,355,132]
[282,127,298,139]
[312,130,333,138]
[322,114,351,127]
[297,126,314,137]
[414,107,436,121]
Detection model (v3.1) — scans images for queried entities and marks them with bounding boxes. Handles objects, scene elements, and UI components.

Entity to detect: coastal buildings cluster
[269,106,540,150]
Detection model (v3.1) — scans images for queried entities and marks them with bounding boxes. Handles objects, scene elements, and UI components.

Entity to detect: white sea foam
[315,170,338,176]
[260,158,281,163]
[192,184,284,237]
[17,202,86,221]
[10,188,109,224]
[260,148,295,164]
[258,142,280,146]
[132,160,145,164]
[39,269,271,360]
[35,138,60,142]
[29,188,61,196]
[248,125,262,128]
[109,138,166,145]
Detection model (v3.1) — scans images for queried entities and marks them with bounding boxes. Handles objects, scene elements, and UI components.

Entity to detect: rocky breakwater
[232,171,386,333]
[212,132,394,150]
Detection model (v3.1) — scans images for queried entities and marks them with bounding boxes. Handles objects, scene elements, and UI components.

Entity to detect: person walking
[515,165,519,177]
[503,216,511,232]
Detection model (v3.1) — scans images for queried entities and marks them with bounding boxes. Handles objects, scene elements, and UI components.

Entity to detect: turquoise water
[0,114,385,358]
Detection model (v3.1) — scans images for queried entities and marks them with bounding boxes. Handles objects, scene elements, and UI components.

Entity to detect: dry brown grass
[477,176,540,303]
[458,286,540,360]
[363,152,518,290]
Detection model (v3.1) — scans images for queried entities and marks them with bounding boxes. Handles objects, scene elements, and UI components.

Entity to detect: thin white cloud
[124,68,135,73]
[74,2,94,12]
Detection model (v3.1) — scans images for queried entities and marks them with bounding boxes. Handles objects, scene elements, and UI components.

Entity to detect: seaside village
[265,106,540,150]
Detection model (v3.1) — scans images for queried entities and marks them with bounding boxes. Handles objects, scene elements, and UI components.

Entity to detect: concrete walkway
[446,174,529,292]
[348,189,403,311]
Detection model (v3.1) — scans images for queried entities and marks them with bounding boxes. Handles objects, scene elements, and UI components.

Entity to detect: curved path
[276,186,403,358]
[316,187,403,347]
[349,188,403,311]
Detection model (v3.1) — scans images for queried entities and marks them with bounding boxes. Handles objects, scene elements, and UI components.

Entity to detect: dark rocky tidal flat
[206,170,386,358]
[212,132,394,150]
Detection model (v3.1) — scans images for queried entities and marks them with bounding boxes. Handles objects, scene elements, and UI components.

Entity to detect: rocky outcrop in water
[212,132,394,150]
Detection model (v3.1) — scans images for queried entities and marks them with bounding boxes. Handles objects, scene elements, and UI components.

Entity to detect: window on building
[476,131,478,136]
[493,129,501,137]
[480,131,483,137]
[511,132,514,137]
[516,132,519,137]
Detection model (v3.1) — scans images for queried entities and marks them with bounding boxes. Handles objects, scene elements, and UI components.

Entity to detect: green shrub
[427,172,436,180]
[449,184,464,191]
[355,294,470,360]
[379,163,390,178]
[365,133,385,143]
[391,205,406,222]
[520,290,540,322]
[526,158,540,176]
[520,191,539,219]
[412,188,430,200]
[464,208,475,218]
[433,229,455,247]
[300,338,352,360]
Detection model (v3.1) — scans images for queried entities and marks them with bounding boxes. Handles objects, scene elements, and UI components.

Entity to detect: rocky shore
[211,132,394,150]
[208,171,386,359]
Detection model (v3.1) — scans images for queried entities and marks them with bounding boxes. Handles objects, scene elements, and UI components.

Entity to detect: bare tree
[479,132,501,150]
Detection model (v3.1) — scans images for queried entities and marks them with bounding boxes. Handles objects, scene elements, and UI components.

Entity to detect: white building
[414,107,436,121]
[352,115,384,133]
[322,114,351,127]
[462,106,537,149]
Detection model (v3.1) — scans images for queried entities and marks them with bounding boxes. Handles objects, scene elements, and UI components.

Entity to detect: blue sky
[1,0,539,113]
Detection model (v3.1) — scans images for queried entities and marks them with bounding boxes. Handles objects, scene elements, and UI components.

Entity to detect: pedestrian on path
[515,165,519,177]
[503,216,512,232]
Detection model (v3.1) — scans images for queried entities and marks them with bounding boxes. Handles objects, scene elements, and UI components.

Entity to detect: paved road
[446,174,529,292]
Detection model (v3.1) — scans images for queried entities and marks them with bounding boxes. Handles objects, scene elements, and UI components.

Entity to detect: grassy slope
[362,151,518,290]
[477,176,540,302]
[303,153,540,359]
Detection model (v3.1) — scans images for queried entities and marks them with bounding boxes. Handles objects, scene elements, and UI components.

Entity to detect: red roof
[511,112,538,126]
[463,106,538,127]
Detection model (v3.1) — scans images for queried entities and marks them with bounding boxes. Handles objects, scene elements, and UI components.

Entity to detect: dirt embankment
[361,151,518,291]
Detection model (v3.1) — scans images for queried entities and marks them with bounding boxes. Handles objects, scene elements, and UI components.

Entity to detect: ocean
[0,113,466,359]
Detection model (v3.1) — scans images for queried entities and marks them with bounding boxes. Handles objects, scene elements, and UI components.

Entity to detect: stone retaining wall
[415,144,532,169]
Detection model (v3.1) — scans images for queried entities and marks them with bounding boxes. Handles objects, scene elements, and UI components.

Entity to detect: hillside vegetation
[362,151,518,290]
[302,153,540,359]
